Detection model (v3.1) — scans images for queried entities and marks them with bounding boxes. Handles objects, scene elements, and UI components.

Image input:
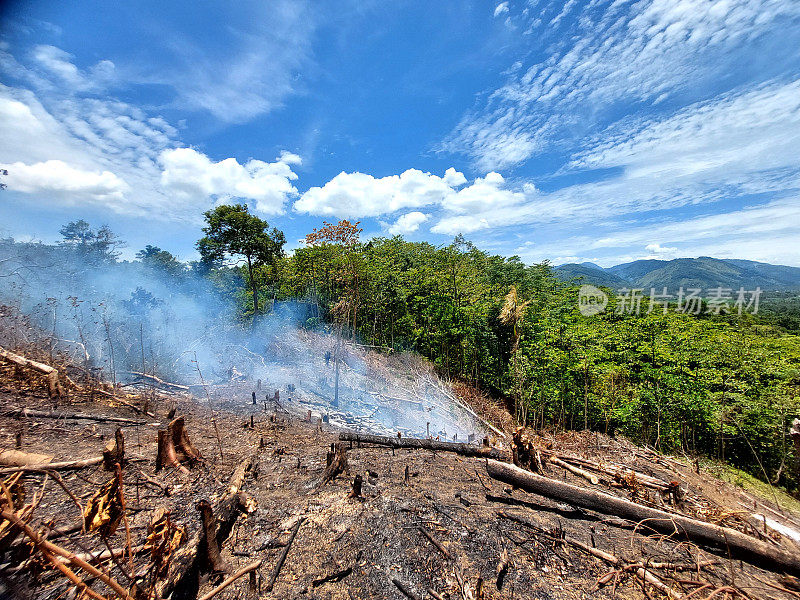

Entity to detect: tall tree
[59,220,124,261]
[197,204,285,313]
[136,245,184,276]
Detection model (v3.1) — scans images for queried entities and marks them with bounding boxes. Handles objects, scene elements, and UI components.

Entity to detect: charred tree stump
[196,500,227,574]
[102,428,125,471]
[156,417,202,474]
[156,430,186,474]
[349,474,362,498]
[170,417,202,463]
[319,443,348,487]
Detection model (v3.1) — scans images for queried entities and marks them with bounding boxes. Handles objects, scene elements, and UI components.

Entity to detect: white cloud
[1,159,128,202]
[294,168,464,218]
[494,3,509,18]
[645,243,679,258]
[0,46,303,220]
[388,212,429,235]
[159,148,300,214]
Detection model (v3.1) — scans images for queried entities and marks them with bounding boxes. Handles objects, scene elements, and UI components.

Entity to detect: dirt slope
[1,375,800,599]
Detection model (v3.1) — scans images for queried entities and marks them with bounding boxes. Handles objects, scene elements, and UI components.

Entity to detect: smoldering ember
[3,2,800,600]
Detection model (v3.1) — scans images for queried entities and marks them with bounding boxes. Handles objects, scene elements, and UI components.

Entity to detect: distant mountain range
[554,257,800,291]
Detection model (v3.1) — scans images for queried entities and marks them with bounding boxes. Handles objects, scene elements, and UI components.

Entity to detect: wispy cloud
[136,1,317,123]
[441,0,800,170]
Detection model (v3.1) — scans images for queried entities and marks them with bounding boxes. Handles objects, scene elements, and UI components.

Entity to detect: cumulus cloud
[1,159,128,202]
[294,168,465,218]
[159,148,300,214]
[294,165,529,236]
[388,212,428,235]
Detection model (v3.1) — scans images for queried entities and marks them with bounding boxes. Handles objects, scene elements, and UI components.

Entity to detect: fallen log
[339,432,509,459]
[548,452,672,491]
[156,448,260,599]
[0,456,103,475]
[0,449,53,467]
[7,407,145,425]
[549,456,598,485]
[127,371,189,392]
[486,459,800,575]
[0,346,65,398]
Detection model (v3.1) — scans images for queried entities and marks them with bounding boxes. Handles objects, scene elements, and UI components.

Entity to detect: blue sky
[1,0,799,266]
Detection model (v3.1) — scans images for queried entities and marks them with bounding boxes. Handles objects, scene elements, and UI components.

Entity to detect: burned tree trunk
[0,346,66,398]
[340,432,508,459]
[196,500,227,573]
[319,442,348,486]
[486,459,800,575]
[102,428,125,471]
[169,417,202,464]
[156,448,261,599]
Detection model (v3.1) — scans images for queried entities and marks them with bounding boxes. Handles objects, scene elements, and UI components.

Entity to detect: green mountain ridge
[555,257,800,291]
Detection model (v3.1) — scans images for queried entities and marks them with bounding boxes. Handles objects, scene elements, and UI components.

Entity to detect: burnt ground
[2,375,800,599]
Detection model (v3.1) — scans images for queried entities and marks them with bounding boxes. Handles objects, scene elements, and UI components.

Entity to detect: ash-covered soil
[2,381,800,600]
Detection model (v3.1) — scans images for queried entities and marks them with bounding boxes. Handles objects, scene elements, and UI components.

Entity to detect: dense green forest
[3,209,800,491]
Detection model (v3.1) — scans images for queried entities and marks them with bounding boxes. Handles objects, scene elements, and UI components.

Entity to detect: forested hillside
[2,213,799,492]
[556,256,800,292]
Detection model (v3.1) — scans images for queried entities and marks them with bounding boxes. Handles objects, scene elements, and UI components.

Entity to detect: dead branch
[487,459,800,575]
[156,447,261,599]
[0,346,65,398]
[264,516,305,592]
[418,526,451,559]
[392,577,422,600]
[198,559,263,600]
[0,508,133,600]
[498,511,681,599]
[7,407,144,425]
[339,432,509,459]
[127,371,189,392]
[549,456,599,485]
